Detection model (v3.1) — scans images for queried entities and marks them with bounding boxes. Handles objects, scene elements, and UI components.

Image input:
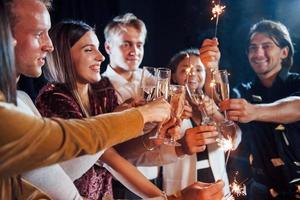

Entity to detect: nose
[96,50,105,62]
[41,33,54,53]
[256,46,265,56]
[129,44,139,56]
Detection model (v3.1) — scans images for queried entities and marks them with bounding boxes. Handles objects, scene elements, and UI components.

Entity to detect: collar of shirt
[102,65,142,103]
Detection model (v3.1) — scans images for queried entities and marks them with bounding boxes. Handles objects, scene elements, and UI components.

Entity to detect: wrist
[175,145,185,157]
[167,190,182,200]
[252,104,260,121]
[136,105,150,123]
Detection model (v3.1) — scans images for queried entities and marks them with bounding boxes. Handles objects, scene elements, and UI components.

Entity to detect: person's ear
[104,41,111,54]
[280,46,289,59]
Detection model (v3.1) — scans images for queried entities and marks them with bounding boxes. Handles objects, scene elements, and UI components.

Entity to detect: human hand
[114,98,146,112]
[202,95,224,122]
[181,100,193,119]
[199,38,220,71]
[156,117,181,143]
[180,125,218,155]
[137,98,171,123]
[179,180,224,200]
[219,98,257,123]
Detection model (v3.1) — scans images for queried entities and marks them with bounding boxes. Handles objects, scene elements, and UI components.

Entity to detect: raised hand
[220,98,257,123]
[199,38,220,70]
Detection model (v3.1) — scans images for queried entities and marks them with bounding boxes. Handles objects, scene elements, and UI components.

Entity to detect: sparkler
[230,180,247,197]
[211,0,226,37]
[230,175,248,197]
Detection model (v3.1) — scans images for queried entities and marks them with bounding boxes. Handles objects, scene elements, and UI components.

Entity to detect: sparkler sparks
[230,180,247,197]
[210,0,226,37]
[230,179,247,197]
[211,1,226,21]
[216,136,233,151]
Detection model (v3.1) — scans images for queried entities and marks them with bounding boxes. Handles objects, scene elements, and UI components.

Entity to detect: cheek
[176,73,187,85]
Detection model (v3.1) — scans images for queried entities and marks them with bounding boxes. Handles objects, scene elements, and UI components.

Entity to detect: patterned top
[35,77,118,200]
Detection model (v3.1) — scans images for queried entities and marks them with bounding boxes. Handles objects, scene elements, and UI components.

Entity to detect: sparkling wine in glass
[169,85,186,119]
[140,66,157,102]
[164,84,186,146]
[213,69,234,126]
[150,68,179,146]
[155,68,170,100]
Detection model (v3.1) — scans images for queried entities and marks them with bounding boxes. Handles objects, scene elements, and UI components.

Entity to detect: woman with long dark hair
[36,20,164,200]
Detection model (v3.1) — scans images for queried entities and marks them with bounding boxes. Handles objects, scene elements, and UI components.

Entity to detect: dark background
[19,0,300,98]
[50,0,300,86]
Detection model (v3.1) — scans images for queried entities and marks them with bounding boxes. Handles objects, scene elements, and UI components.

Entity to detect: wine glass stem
[224,110,229,121]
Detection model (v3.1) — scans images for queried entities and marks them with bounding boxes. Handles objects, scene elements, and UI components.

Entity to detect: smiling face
[172,55,206,89]
[105,26,145,74]
[248,32,288,80]
[12,0,53,77]
[71,31,105,85]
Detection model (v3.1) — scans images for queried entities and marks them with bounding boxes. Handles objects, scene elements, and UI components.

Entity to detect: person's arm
[144,181,225,200]
[101,148,163,198]
[19,88,84,200]
[0,99,170,177]
[22,165,83,200]
[114,117,182,166]
[220,96,300,124]
[102,148,225,200]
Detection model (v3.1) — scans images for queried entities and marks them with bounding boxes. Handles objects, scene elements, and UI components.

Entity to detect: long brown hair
[0,0,16,104]
[45,20,95,117]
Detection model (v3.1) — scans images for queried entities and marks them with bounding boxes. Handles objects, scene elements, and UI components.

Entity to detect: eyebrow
[81,44,99,49]
[181,64,204,70]
[249,41,274,46]
[122,40,144,44]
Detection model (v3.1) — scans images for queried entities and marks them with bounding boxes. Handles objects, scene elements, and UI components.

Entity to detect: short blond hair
[104,13,147,43]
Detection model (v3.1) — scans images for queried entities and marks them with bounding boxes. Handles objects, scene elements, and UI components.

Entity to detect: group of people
[0,0,299,200]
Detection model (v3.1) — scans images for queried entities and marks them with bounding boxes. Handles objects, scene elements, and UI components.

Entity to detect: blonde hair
[104,13,147,43]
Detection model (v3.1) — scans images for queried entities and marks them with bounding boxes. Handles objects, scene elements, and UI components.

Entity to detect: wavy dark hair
[0,0,16,104]
[247,20,294,70]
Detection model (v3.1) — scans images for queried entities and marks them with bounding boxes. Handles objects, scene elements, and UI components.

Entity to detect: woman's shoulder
[35,83,76,108]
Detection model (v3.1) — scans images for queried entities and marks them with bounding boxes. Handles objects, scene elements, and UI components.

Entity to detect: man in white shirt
[102,12,165,199]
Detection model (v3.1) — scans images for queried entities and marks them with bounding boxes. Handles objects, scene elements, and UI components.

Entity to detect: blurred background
[19,0,300,98]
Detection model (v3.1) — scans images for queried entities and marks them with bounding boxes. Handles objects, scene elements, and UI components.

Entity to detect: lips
[89,64,100,72]
[37,57,46,66]
[252,59,268,64]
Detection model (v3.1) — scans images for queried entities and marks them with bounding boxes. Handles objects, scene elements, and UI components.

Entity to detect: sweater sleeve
[0,102,144,177]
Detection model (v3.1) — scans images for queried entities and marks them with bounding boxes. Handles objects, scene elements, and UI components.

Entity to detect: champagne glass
[185,67,216,126]
[150,68,180,146]
[213,70,234,126]
[155,68,170,100]
[167,84,185,145]
[140,66,157,102]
